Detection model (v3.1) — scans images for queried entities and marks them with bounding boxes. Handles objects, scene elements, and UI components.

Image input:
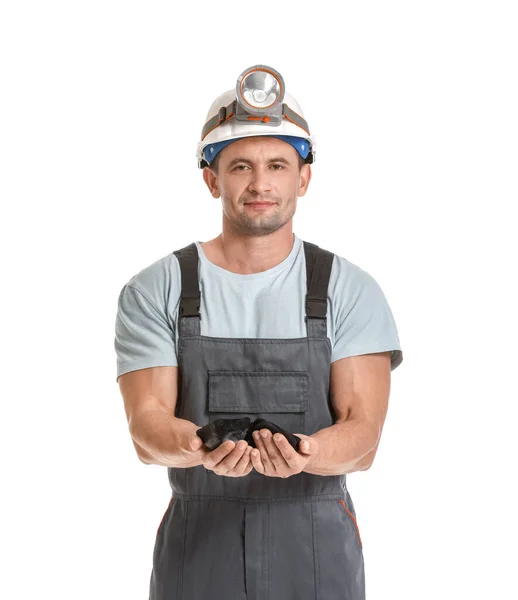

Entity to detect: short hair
[208,150,305,175]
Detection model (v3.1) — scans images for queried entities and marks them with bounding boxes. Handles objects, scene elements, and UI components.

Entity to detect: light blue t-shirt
[114,234,403,382]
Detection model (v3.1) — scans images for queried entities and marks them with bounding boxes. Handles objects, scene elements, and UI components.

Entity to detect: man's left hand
[249,429,318,478]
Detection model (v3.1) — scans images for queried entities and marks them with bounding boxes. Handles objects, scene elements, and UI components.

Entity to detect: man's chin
[234,218,283,236]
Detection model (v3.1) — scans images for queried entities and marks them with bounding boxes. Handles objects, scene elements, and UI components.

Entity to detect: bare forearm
[302,419,378,476]
[130,409,204,468]
[130,410,377,474]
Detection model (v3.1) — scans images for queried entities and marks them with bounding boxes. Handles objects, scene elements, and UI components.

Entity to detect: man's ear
[297,164,312,197]
[203,167,221,198]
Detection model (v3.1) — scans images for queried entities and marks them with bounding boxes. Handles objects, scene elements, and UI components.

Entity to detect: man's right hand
[190,435,254,477]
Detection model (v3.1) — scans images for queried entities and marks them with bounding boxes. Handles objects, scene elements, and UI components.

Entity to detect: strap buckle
[179,297,200,318]
[305,297,327,319]
[217,106,227,124]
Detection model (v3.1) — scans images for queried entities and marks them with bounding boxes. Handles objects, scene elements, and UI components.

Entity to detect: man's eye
[232,164,284,170]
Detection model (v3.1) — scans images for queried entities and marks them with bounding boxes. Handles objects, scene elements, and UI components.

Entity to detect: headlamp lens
[237,66,284,111]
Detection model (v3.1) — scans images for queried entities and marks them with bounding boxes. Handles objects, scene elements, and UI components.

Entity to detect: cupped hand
[249,429,318,478]
[190,435,254,478]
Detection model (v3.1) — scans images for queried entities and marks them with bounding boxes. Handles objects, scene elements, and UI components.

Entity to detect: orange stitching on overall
[339,499,363,548]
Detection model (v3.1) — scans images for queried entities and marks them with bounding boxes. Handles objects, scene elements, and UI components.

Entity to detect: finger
[272,433,297,466]
[293,434,314,454]
[250,444,265,474]
[204,440,236,470]
[261,430,284,469]
[218,441,248,472]
[254,430,275,470]
[299,441,311,453]
[190,435,203,451]
[228,442,251,472]
[235,446,253,473]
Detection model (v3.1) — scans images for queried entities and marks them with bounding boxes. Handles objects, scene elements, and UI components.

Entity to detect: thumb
[190,435,202,451]
[298,437,314,454]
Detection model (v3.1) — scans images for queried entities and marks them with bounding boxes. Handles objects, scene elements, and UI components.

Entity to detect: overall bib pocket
[207,370,309,436]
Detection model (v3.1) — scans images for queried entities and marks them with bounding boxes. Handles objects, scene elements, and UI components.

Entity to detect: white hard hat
[196,65,316,168]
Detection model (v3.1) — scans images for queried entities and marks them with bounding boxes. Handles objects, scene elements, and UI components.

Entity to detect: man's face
[203,136,311,236]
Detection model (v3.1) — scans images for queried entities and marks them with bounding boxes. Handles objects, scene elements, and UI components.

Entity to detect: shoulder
[121,249,182,310]
[329,253,381,300]
[303,241,378,299]
[305,242,391,316]
[314,245,403,369]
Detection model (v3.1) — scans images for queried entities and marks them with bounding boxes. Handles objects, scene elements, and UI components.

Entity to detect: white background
[1,1,517,598]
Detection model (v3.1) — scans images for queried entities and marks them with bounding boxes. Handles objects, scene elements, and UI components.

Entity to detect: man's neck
[201,228,295,275]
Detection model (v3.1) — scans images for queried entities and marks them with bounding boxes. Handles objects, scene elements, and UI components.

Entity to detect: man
[115,64,403,600]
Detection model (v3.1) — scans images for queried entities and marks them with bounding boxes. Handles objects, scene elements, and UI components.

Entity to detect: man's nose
[247,168,272,194]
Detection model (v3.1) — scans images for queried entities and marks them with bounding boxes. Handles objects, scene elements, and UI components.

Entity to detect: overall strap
[303,241,335,339]
[173,243,201,337]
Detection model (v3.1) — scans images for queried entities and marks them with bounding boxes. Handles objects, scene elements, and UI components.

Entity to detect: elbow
[357,442,379,471]
[359,459,374,471]
[362,425,381,470]
[353,454,373,472]
[137,453,151,465]
[131,437,153,465]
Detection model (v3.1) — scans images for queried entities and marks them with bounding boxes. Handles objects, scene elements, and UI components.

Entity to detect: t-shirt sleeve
[114,283,178,382]
[331,268,403,371]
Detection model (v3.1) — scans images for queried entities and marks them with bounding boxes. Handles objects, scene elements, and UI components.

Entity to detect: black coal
[196,417,301,452]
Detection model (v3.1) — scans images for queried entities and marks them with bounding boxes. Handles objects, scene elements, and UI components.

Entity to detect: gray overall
[149,241,365,600]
